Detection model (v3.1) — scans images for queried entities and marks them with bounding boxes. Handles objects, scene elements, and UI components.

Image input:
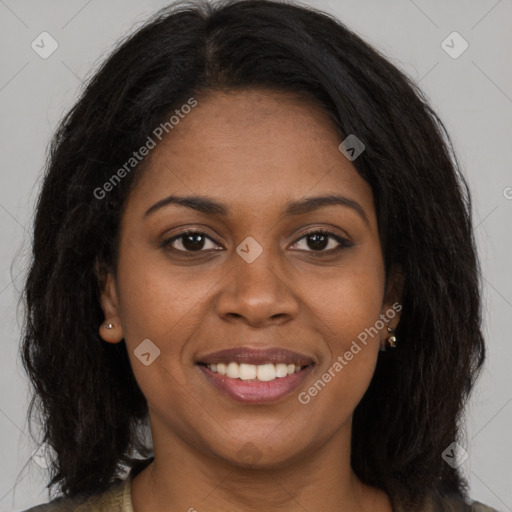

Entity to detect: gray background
[0,0,510,510]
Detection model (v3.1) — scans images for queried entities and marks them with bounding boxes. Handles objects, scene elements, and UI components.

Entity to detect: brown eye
[305,233,329,250]
[290,230,352,253]
[164,231,220,252]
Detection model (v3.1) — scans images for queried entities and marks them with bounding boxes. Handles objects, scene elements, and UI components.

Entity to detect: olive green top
[22,459,501,512]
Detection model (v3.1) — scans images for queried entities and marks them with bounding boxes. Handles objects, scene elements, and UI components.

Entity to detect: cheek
[114,246,217,401]
[300,296,382,427]
[301,252,384,408]
[305,251,385,345]
[116,243,211,341]
[114,254,205,417]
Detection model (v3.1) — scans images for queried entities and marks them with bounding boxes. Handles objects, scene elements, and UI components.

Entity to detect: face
[99,89,401,468]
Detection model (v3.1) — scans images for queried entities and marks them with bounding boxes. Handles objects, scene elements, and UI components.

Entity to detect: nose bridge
[215,236,299,326]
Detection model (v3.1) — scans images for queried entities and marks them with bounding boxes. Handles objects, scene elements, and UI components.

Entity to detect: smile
[196,347,315,403]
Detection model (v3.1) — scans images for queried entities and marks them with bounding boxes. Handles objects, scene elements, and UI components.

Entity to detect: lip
[198,363,314,404]
[196,347,315,366]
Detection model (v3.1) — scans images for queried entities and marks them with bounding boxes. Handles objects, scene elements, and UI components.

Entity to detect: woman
[20,0,498,510]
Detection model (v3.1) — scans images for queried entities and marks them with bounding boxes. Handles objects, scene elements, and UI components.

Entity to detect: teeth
[206,362,303,381]
[257,364,276,382]
[239,363,257,380]
[226,362,239,378]
[275,363,288,378]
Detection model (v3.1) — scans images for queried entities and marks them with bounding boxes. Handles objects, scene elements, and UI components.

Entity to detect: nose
[215,246,300,328]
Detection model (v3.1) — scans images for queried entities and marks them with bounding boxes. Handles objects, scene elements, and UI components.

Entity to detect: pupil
[183,234,205,251]
[308,233,328,250]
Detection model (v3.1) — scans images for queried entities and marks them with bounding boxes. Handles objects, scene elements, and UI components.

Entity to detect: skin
[99,89,402,512]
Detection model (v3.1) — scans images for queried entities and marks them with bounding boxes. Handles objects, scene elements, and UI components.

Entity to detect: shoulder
[436,494,501,512]
[403,492,501,512]
[20,478,130,512]
[470,501,501,512]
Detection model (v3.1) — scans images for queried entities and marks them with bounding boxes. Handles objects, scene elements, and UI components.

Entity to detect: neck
[131,423,392,512]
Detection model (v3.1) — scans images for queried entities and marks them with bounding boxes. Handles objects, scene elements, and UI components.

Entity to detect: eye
[162,229,352,255]
[163,231,221,253]
[290,230,352,253]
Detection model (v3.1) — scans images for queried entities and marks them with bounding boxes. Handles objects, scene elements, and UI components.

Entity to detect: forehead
[127,89,375,220]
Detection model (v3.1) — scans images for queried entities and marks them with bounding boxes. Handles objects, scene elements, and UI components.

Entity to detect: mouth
[196,347,315,403]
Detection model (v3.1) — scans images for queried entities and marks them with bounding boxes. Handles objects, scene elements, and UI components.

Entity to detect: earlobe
[380,326,397,351]
[99,319,124,343]
[96,264,124,343]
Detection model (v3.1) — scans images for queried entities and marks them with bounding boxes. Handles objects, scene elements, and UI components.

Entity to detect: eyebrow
[144,194,369,225]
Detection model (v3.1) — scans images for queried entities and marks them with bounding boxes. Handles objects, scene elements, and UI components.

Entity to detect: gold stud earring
[384,327,397,350]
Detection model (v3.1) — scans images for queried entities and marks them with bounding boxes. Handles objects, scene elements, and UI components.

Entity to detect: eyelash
[162,229,353,256]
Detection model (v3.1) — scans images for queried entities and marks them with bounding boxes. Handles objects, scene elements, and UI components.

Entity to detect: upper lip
[196,347,315,366]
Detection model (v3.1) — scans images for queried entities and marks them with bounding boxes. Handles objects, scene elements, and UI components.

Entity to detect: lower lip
[198,364,314,404]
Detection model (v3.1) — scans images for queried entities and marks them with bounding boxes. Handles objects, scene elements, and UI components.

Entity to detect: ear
[96,260,124,344]
[379,264,404,348]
